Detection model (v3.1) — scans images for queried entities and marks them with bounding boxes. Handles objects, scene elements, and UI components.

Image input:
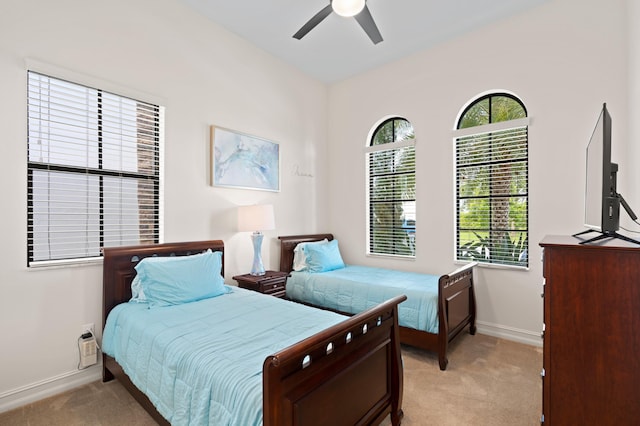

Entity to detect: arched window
[366,117,416,257]
[454,93,528,268]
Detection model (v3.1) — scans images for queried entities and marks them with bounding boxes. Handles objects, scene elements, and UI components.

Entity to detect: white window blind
[27,71,163,266]
[367,118,416,258]
[455,125,528,267]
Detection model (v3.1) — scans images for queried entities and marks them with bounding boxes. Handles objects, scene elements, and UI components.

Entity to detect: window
[27,71,163,266]
[455,93,528,268]
[366,117,416,257]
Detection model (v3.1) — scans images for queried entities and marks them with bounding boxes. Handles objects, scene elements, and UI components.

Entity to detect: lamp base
[250,232,266,276]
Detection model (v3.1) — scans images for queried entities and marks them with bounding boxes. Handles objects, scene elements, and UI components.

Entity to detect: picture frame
[210,126,280,192]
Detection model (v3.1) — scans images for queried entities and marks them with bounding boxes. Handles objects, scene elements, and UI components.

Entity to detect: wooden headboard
[278,234,334,273]
[102,240,225,330]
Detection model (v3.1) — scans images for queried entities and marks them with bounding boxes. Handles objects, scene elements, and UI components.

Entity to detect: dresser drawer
[233,271,288,298]
[260,280,286,296]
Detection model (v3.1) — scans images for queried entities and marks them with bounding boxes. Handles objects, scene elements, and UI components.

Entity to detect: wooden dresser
[539,235,640,425]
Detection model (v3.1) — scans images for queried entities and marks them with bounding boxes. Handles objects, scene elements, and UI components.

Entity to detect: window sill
[28,257,103,270]
[455,260,529,272]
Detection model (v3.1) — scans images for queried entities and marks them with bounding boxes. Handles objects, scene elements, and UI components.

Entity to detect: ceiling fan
[293,0,383,45]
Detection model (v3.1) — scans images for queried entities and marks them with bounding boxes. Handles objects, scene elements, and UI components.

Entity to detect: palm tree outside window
[366,117,416,257]
[454,93,529,267]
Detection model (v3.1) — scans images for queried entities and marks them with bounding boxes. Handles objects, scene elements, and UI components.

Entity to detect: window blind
[455,125,528,267]
[27,71,163,266]
[368,143,416,257]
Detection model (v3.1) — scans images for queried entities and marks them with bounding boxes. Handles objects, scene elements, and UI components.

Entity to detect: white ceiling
[176,0,546,83]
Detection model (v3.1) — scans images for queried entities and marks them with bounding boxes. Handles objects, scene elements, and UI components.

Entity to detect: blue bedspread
[286,265,439,333]
[102,286,346,426]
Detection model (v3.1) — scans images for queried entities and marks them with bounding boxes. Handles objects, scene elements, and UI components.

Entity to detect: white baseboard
[0,365,102,414]
[476,320,543,347]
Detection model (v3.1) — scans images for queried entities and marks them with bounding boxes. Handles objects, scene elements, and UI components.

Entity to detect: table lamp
[237,204,275,275]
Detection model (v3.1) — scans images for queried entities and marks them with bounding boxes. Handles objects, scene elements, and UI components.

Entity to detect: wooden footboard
[436,262,477,370]
[103,240,404,425]
[278,234,478,371]
[264,295,406,426]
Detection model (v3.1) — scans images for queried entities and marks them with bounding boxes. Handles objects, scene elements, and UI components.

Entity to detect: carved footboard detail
[263,295,406,426]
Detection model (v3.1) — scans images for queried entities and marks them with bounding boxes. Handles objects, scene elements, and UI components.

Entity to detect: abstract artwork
[211,126,280,192]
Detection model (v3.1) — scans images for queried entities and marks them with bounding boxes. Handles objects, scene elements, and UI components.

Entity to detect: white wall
[0,0,329,411]
[1,0,637,413]
[326,0,630,344]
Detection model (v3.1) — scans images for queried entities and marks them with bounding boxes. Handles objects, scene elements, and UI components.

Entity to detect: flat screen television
[574,103,639,244]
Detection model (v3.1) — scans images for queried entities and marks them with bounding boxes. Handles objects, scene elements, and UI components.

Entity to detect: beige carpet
[0,333,542,425]
[391,334,542,425]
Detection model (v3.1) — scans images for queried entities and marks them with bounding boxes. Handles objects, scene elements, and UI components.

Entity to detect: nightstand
[233,270,289,298]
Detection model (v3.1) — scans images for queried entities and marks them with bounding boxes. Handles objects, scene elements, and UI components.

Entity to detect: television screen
[584,106,607,231]
[577,103,640,245]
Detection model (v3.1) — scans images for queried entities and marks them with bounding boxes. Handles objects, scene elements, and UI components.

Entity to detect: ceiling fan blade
[293,4,333,40]
[354,5,383,44]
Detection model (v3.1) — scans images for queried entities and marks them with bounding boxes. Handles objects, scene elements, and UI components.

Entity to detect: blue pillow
[134,249,227,307]
[304,239,345,273]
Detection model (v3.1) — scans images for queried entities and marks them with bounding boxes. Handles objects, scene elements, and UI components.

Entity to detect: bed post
[437,277,450,371]
[390,302,404,426]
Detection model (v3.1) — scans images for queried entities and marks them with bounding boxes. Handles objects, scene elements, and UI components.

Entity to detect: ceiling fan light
[332,0,366,17]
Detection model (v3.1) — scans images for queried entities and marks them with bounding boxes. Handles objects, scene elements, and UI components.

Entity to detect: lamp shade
[237,204,275,232]
[332,0,366,17]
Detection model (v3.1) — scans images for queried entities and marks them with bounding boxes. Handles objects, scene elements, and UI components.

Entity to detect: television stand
[573,229,640,245]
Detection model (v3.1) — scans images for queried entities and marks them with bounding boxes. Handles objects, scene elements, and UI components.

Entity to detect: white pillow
[130,275,146,303]
[292,239,328,271]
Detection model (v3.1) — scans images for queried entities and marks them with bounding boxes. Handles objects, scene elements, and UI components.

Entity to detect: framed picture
[210,126,280,192]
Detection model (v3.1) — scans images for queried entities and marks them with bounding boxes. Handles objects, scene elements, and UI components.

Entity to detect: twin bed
[278,234,477,371]
[102,240,405,426]
[101,235,477,425]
